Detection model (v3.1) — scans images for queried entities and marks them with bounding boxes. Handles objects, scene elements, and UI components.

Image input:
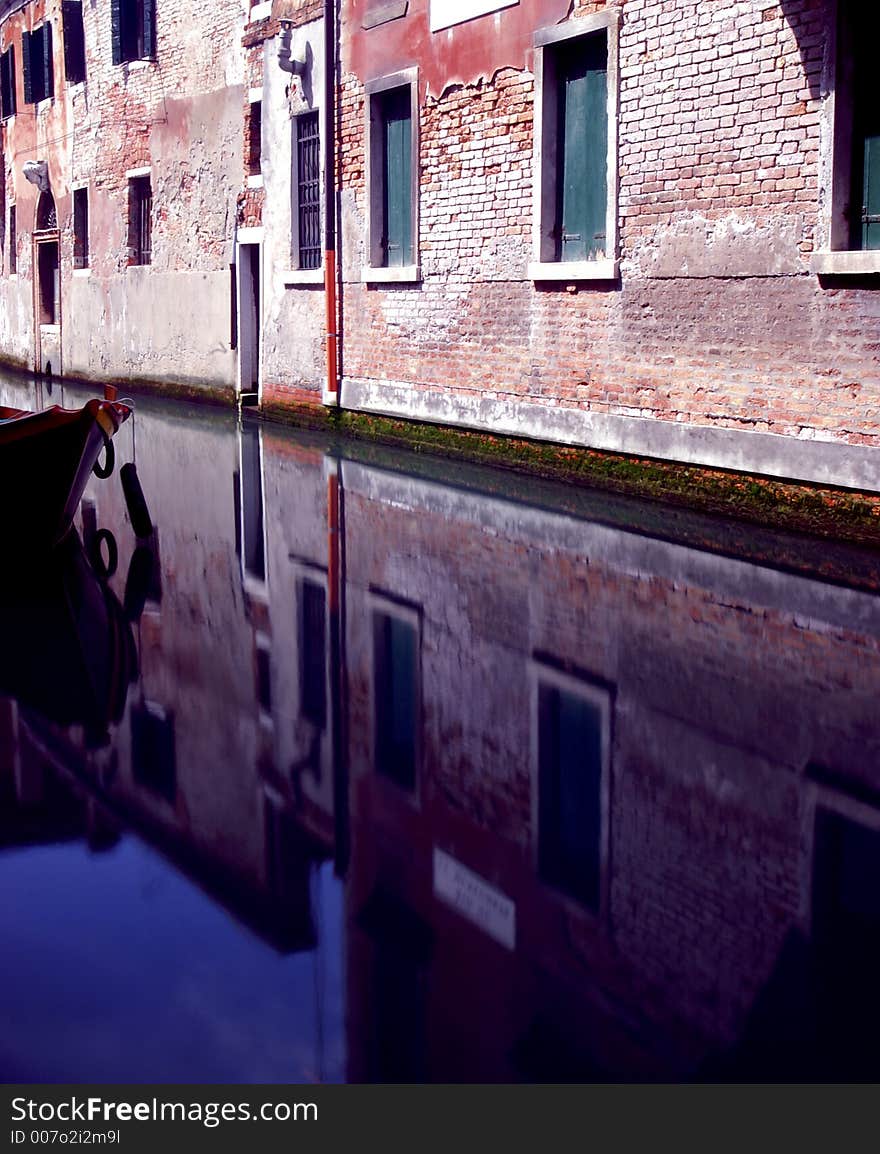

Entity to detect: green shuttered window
[556,35,607,262]
[379,87,413,267]
[62,1,86,85]
[862,136,880,251]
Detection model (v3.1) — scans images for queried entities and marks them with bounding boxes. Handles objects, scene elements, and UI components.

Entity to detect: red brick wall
[338,0,880,449]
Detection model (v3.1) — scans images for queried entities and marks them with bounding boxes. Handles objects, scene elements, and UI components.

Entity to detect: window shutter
[557,35,607,262]
[110,0,122,66]
[43,22,54,100]
[143,0,156,60]
[0,49,14,119]
[382,88,411,267]
[21,31,32,105]
[863,135,880,251]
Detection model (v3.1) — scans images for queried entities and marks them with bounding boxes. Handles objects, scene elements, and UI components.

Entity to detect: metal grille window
[128,175,152,266]
[73,187,89,269]
[296,111,321,270]
[0,47,16,120]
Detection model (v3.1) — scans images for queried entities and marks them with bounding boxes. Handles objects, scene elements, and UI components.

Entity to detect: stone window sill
[528,258,619,282]
[281,268,324,285]
[247,173,264,189]
[72,267,91,278]
[248,1,272,21]
[362,264,421,284]
[810,250,880,276]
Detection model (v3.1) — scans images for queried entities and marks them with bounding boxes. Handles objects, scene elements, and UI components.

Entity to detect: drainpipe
[323,0,338,402]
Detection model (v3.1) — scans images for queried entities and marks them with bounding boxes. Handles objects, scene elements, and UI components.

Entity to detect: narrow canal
[2,373,880,1083]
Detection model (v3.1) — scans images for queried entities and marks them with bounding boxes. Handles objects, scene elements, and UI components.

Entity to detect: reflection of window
[294,111,321,270]
[132,702,176,802]
[0,47,16,120]
[62,0,86,85]
[128,174,152,265]
[299,578,326,728]
[534,664,611,912]
[112,0,156,65]
[73,187,89,268]
[530,12,619,279]
[23,23,54,105]
[256,636,272,716]
[372,600,420,791]
[239,425,265,583]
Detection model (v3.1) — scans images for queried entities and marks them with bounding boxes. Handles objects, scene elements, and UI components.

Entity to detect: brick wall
[338,0,880,473]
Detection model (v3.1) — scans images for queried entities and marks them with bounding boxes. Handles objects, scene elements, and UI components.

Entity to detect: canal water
[2,373,880,1083]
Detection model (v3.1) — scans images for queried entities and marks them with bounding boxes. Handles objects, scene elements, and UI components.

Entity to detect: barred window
[295,111,320,270]
[128,175,152,266]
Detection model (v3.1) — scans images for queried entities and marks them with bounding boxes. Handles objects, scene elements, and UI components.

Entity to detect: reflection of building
[4,382,880,1078]
[337,459,880,1080]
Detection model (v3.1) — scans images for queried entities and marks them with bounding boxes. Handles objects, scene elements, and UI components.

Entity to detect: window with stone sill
[364,70,419,281]
[530,12,619,283]
[62,1,86,85]
[812,0,880,275]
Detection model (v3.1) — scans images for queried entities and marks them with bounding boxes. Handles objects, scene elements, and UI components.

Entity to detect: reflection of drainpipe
[323,0,339,403]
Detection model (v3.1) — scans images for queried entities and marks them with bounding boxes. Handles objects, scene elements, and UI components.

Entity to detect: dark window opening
[299,578,326,729]
[22,23,54,105]
[131,703,176,802]
[296,111,321,270]
[553,32,608,262]
[111,0,155,65]
[9,205,16,274]
[537,681,604,911]
[128,175,152,265]
[373,610,418,790]
[0,47,16,120]
[62,0,86,85]
[37,243,59,324]
[73,187,89,268]
[248,99,262,176]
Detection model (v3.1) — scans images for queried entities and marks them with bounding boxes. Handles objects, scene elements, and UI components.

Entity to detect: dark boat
[0,527,139,746]
[0,397,132,551]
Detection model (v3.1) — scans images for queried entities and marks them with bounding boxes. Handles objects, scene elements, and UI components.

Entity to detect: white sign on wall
[433,847,516,950]
[429,0,518,34]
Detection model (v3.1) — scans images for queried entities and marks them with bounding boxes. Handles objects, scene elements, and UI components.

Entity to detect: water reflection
[2,376,880,1082]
